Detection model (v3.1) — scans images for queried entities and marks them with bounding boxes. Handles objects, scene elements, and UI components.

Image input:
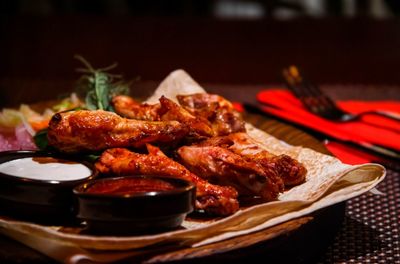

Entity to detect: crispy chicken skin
[113,93,244,137]
[197,133,307,187]
[47,110,188,153]
[268,154,307,186]
[177,145,283,201]
[177,93,233,113]
[112,95,213,138]
[112,95,161,121]
[158,96,214,138]
[177,93,246,136]
[95,145,239,216]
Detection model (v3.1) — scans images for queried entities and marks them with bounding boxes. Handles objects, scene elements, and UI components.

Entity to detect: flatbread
[0,70,386,263]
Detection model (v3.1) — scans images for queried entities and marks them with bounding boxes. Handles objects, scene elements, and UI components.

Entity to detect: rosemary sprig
[34,56,130,151]
[74,55,129,111]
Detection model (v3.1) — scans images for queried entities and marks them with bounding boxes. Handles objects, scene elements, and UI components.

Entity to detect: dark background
[1,0,400,106]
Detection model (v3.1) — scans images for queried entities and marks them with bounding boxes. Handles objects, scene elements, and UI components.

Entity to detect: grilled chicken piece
[95,145,239,216]
[197,133,307,187]
[112,95,213,138]
[266,155,307,186]
[112,95,161,121]
[158,96,214,138]
[47,110,188,153]
[177,93,246,136]
[177,145,283,201]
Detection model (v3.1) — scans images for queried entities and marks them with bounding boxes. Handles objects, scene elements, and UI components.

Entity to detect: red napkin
[324,141,380,165]
[256,89,400,165]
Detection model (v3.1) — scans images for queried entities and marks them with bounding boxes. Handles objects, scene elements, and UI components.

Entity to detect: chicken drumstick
[47,110,188,153]
[95,145,240,216]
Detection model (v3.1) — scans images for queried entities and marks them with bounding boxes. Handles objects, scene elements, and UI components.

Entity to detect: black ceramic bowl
[0,150,98,224]
[73,176,196,235]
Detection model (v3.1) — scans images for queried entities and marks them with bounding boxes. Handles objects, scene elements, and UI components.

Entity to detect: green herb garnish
[74,55,130,111]
[34,56,130,151]
[34,129,49,150]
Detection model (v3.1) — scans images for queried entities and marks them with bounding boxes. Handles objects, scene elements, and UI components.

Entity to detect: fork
[282,66,400,122]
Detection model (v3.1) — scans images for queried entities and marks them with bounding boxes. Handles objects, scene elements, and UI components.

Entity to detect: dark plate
[0,150,98,224]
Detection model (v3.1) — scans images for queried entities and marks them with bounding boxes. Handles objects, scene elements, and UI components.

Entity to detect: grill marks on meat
[95,145,239,216]
[47,110,188,153]
[177,93,246,136]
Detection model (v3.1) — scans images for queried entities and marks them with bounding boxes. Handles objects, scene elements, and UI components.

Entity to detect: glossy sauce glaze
[0,157,92,181]
[85,177,176,195]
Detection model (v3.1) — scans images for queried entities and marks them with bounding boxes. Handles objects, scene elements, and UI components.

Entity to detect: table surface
[218,84,400,264]
[0,80,398,263]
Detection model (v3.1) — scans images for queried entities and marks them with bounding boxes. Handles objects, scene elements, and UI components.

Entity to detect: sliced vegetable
[53,93,83,112]
[15,124,37,150]
[0,125,37,151]
[0,109,24,129]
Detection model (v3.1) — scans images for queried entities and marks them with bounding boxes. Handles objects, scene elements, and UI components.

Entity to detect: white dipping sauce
[0,157,92,181]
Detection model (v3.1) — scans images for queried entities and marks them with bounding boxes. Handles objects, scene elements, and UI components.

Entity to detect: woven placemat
[318,169,400,263]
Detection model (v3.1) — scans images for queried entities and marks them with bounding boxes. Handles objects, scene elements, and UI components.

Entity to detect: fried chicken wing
[112,95,213,138]
[95,146,239,216]
[177,93,233,111]
[47,110,188,153]
[112,95,161,121]
[158,96,214,138]
[177,145,283,201]
[198,133,307,187]
[177,93,246,136]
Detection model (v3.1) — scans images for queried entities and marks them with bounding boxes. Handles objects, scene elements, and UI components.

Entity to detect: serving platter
[0,69,385,263]
[0,111,345,264]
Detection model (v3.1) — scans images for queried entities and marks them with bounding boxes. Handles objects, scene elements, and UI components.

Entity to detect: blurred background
[1,0,400,106]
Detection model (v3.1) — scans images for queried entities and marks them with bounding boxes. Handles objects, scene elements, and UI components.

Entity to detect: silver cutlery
[282,66,400,122]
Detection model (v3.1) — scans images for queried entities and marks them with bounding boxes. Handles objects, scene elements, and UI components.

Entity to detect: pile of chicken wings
[47,93,307,216]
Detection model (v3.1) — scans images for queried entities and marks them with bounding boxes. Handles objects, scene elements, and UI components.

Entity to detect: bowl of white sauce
[0,150,98,224]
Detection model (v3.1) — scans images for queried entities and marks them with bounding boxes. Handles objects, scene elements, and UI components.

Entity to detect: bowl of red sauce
[73,176,196,235]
